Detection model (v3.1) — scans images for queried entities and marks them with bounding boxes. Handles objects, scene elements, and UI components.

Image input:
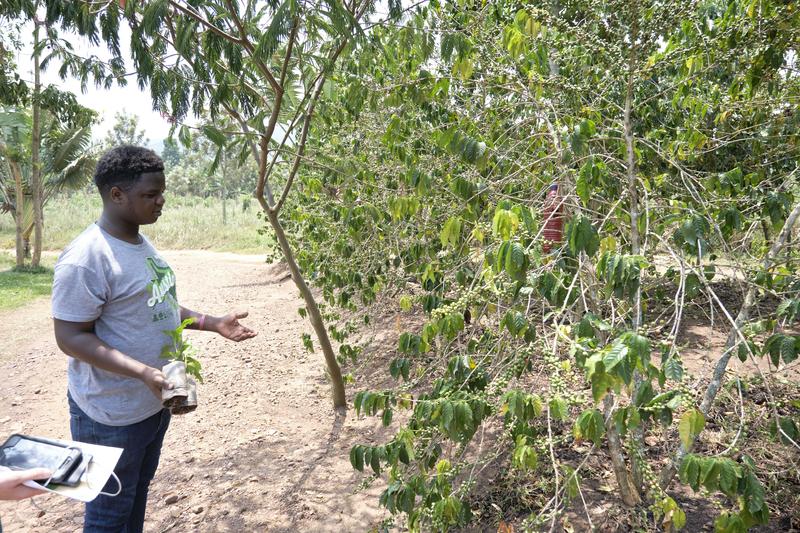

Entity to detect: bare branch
[221,101,261,169]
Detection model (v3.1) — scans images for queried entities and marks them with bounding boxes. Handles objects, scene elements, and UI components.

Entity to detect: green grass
[0,253,54,311]
[0,191,274,254]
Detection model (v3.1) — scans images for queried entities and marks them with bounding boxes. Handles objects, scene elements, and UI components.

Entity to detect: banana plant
[0,106,95,264]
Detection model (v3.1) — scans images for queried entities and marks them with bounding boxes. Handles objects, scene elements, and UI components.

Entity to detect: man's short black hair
[94,145,164,194]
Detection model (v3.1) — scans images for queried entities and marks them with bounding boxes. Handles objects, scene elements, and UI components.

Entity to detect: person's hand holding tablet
[0,468,51,500]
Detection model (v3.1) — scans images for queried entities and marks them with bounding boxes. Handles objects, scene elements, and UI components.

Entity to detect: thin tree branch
[255,135,275,211]
[280,17,299,87]
[273,75,324,214]
[174,0,282,94]
[168,1,240,44]
[262,0,369,213]
[221,101,261,170]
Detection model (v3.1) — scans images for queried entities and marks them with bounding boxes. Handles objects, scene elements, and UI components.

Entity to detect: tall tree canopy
[102,110,149,149]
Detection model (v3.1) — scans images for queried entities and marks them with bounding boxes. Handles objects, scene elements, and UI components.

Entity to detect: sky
[15,20,173,150]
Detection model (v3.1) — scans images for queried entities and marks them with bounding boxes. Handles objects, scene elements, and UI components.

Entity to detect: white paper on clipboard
[9,438,123,502]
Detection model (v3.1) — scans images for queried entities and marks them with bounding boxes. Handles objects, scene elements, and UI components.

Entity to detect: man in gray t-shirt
[54,224,182,426]
[52,146,256,533]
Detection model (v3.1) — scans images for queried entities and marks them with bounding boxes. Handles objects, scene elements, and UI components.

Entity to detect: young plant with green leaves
[160,317,203,384]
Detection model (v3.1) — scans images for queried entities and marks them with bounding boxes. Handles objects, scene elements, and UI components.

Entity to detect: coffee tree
[283,0,799,529]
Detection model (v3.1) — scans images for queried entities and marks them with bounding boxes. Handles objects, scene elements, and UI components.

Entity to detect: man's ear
[109,186,126,205]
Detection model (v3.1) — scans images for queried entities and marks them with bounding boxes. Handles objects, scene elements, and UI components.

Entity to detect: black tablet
[0,434,83,486]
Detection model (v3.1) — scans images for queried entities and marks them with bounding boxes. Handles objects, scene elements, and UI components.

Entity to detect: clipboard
[5,438,124,502]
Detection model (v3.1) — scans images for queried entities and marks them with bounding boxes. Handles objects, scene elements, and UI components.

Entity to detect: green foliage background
[0,191,272,253]
[279,0,800,530]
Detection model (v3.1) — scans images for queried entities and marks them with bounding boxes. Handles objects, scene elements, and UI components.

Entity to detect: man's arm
[53,319,171,399]
[179,306,257,342]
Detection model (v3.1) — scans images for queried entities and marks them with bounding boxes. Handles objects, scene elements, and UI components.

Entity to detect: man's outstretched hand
[214,311,257,342]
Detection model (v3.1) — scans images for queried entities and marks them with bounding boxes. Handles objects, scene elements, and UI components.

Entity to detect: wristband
[198,314,206,331]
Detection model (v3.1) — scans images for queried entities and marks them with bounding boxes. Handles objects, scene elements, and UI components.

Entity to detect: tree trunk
[760,219,770,243]
[624,63,641,321]
[30,18,44,269]
[238,5,358,412]
[221,150,227,224]
[266,208,346,408]
[9,161,25,268]
[603,395,642,506]
[547,1,560,77]
[624,51,647,494]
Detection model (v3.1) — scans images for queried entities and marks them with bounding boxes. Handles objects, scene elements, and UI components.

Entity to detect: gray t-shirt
[52,223,181,426]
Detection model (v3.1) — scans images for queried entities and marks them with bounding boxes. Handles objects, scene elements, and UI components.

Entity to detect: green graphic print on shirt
[146,256,178,322]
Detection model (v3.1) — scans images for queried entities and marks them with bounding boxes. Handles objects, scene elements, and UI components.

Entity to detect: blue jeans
[68,393,171,533]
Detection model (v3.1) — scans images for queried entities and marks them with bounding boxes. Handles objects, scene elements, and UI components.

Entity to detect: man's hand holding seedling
[140,366,173,399]
[156,310,257,414]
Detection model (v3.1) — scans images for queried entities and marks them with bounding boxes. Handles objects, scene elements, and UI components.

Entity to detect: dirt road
[0,250,389,532]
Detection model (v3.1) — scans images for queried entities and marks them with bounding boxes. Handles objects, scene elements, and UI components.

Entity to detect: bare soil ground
[0,250,391,532]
